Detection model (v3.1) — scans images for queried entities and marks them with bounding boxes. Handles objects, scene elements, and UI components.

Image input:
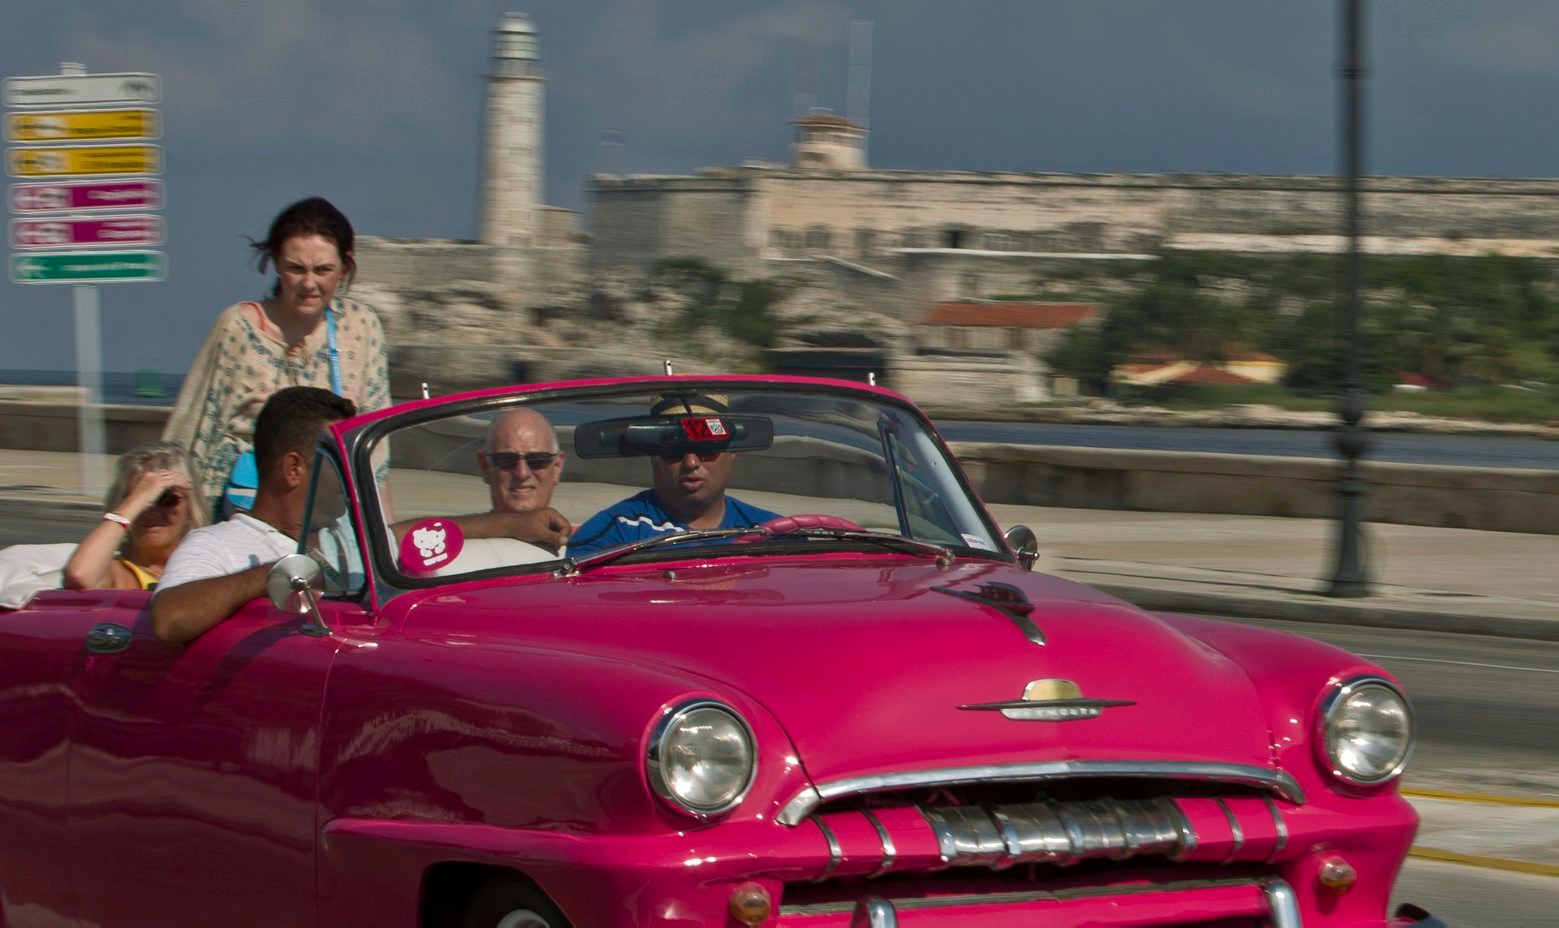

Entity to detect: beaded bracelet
[102,512,132,531]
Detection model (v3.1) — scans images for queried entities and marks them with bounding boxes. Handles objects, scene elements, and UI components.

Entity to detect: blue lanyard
[325,302,342,396]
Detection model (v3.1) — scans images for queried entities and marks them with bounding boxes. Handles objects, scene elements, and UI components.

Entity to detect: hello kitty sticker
[398,518,465,576]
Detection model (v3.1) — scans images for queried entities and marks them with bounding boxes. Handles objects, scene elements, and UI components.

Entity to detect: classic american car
[0,374,1441,927]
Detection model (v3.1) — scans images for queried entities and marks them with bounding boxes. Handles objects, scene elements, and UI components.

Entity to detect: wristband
[103,512,133,531]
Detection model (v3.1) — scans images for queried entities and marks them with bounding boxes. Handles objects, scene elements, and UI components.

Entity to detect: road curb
[1410,846,1559,879]
[1090,583,1559,643]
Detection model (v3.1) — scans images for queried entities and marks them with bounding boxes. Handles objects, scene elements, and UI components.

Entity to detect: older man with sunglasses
[568,394,778,557]
[478,408,565,514]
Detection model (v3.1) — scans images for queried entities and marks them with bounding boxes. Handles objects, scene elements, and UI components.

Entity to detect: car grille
[801,793,1289,882]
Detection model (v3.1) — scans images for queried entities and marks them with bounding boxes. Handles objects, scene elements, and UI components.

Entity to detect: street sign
[8,179,164,213]
[6,144,161,178]
[4,108,159,142]
[3,72,160,107]
[11,214,164,249]
[10,250,166,284]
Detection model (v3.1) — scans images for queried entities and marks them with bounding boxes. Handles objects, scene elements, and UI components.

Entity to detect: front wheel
[462,874,571,928]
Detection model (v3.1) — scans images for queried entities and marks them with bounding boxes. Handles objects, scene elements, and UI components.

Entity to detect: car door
[65,450,373,928]
[0,588,141,926]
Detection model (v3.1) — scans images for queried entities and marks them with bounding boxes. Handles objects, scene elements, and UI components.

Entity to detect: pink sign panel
[10,214,163,249]
[8,179,163,213]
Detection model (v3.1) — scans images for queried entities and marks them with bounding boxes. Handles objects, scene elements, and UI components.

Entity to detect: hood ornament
[932,581,1044,646]
[960,679,1134,722]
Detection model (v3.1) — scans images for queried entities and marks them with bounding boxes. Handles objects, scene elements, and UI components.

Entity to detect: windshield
[355,382,1003,583]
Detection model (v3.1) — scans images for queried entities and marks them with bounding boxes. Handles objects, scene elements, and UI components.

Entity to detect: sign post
[4,64,166,495]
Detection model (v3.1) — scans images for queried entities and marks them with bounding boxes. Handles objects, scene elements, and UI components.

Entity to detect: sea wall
[0,400,1551,535]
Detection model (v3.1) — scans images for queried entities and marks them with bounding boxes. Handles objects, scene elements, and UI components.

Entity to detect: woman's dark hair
[249,196,356,278]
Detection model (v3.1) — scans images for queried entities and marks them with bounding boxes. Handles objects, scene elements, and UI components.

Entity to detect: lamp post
[1326,0,1370,597]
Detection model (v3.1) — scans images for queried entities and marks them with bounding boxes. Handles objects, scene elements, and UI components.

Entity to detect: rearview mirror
[267,553,330,636]
[1003,525,1040,571]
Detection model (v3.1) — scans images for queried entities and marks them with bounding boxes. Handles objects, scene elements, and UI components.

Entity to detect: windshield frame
[337,376,1011,604]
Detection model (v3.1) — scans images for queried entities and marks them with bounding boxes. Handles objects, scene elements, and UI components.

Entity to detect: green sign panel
[10,250,166,284]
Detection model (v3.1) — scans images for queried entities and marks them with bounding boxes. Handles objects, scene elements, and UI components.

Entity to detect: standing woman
[163,197,390,514]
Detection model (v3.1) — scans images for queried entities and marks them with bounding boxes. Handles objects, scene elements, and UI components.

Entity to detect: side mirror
[1003,525,1040,572]
[267,553,330,637]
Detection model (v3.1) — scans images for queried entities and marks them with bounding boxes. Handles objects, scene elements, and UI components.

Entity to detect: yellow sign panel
[4,109,159,142]
[6,145,161,178]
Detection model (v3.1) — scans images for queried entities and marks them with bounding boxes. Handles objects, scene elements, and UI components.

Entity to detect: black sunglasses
[154,491,183,508]
[487,451,558,471]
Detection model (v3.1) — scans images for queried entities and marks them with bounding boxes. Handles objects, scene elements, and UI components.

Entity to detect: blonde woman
[63,442,208,591]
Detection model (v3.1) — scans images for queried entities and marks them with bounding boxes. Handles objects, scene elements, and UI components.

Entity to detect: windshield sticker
[961,533,993,551]
[399,518,465,576]
[681,416,727,440]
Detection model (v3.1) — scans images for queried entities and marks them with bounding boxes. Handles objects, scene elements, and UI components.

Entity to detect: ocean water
[0,368,182,406]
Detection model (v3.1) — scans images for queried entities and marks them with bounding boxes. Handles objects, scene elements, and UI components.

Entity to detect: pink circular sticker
[398,518,465,576]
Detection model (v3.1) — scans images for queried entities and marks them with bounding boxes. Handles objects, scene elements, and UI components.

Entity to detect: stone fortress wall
[591,168,1559,288]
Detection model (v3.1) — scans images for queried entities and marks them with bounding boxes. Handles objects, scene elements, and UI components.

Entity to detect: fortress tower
[478,12,544,249]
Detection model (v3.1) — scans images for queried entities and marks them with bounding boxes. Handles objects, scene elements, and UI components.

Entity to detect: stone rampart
[591,167,1559,282]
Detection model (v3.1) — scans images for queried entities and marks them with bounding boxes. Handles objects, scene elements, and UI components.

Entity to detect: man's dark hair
[253,387,356,474]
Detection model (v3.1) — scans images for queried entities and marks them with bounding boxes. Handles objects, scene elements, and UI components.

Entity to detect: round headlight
[647,701,756,817]
[1319,677,1414,786]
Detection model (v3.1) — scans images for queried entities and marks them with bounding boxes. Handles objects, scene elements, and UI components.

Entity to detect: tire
[461,874,571,928]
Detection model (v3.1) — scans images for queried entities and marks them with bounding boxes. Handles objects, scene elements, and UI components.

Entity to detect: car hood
[403,557,1275,786]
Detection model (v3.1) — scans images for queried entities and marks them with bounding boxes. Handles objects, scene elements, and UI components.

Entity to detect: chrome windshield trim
[777,761,1305,826]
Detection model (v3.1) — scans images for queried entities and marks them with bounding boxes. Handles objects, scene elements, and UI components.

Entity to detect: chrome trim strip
[1264,795,1289,862]
[777,761,1305,826]
[1215,797,1244,863]
[1264,879,1302,928]
[860,808,896,878]
[850,897,898,928]
[813,816,842,883]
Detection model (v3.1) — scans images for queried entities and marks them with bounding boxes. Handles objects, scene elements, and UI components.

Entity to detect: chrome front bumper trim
[784,878,1291,922]
[777,760,1306,826]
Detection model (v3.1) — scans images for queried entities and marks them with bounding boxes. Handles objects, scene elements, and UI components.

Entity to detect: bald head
[478,408,563,513]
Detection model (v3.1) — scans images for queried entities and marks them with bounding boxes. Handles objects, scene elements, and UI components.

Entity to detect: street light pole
[1327,0,1370,597]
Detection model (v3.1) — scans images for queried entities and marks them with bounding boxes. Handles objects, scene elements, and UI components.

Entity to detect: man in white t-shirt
[152,387,359,645]
[153,388,573,646]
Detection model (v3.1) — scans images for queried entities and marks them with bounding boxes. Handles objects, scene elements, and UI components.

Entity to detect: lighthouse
[478,12,543,250]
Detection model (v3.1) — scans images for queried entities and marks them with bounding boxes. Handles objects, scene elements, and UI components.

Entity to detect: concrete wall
[951,442,1559,535]
[2,400,1551,534]
[0,401,167,456]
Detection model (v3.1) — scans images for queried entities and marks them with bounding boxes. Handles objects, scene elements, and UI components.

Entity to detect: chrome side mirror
[1003,525,1040,572]
[267,553,330,637]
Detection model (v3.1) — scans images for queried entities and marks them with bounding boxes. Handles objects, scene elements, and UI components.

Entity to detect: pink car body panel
[0,375,1432,927]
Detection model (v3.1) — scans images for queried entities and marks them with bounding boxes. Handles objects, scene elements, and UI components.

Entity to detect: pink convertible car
[0,375,1441,927]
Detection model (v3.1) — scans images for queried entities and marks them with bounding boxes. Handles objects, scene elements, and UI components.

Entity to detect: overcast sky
[2,0,1557,374]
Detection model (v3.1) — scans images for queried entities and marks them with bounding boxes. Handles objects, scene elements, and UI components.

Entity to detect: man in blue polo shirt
[569,394,778,557]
